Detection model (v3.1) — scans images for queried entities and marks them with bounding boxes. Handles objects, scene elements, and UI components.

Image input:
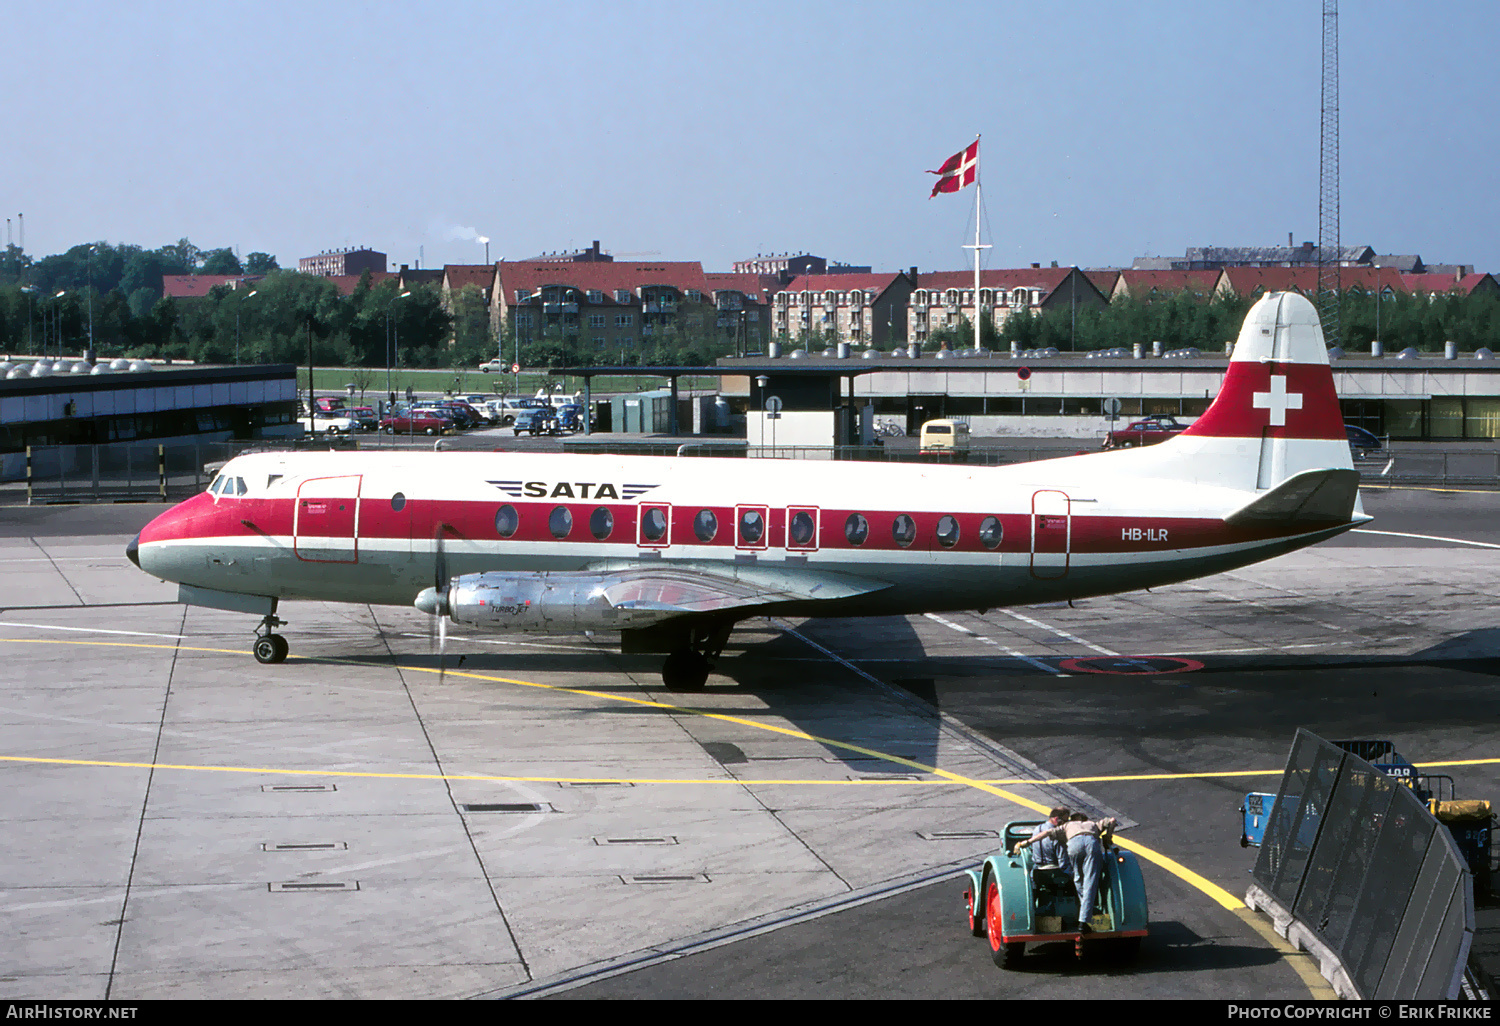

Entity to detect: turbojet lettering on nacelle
[128,292,1369,690]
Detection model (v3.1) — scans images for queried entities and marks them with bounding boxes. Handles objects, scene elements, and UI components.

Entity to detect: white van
[919,419,970,453]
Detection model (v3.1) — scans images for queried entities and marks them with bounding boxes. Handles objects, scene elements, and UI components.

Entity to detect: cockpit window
[209,475,225,495]
[233,477,247,496]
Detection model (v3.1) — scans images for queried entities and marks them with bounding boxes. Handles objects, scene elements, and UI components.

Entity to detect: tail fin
[1172,292,1352,491]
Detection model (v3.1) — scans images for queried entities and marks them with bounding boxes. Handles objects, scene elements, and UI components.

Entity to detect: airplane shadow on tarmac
[335,614,953,776]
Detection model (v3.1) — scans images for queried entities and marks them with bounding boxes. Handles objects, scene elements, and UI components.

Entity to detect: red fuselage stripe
[143,491,1320,555]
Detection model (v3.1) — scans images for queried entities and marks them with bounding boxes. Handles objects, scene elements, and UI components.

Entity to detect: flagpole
[960,134,988,350]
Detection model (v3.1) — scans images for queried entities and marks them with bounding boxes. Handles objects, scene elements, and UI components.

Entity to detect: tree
[200,248,243,275]
[245,252,279,274]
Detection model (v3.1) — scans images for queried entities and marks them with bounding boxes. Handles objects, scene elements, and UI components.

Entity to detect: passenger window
[844,513,869,546]
[495,504,519,538]
[549,506,573,539]
[980,516,1003,550]
[892,514,916,548]
[694,509,718,542]
[589,506,614,540]
[788,510,815,547]
[738,509,764,545]
[936,515,959,548]
[391,492,406,512]
[641,506,668,543]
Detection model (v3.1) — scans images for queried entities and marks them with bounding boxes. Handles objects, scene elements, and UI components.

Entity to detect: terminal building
[716,348,1500,444]
[0,359,299,480]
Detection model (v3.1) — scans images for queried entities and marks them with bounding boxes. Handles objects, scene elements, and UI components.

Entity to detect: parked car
[920,418,970,453]
[1103,415,1186,449]
[512,406,559,436]
[1345,424,1384,458]
[312,396,346,414]
[346,406,379,431]
[300,410,358,434]
[381,410,453,435]
[556,404,583,431]
[479,359,508,373]
[414,401,478,430]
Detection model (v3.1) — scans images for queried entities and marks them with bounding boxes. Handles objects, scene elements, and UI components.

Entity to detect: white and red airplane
[128,291,1368,689]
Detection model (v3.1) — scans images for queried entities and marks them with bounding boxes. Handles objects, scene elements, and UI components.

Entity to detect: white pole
[960,135,989,350]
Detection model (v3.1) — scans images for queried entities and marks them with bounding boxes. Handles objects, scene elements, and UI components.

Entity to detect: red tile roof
[779,272,909,298]
[497,261,711,303]
[161,275,263,299]
[442,264,498,293]
[1115,270,1220,297]
[325,272,402,296]
[1401,272,1497,296]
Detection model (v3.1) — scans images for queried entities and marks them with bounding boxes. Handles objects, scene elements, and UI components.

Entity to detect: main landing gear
[253,613,289,664]
[660,622,733,692]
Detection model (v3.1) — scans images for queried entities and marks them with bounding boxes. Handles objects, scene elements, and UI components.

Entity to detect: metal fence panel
[1343,784,1435,995]
[1294,765,1398,949]
[1254,732,1344,908]
[1377,833,1463,999]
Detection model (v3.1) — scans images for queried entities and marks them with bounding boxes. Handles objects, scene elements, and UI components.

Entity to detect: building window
[589,314,605,328]
[587,290,603,303]
[615,313,633,327]
[615,289,632,304]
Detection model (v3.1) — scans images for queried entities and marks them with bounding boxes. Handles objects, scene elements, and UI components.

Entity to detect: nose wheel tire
[254,634,289,664]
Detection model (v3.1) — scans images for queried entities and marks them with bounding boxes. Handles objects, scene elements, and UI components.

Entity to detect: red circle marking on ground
[1059,656,1205,675]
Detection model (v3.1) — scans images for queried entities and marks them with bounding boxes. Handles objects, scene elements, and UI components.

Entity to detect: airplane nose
[126,533,140,568]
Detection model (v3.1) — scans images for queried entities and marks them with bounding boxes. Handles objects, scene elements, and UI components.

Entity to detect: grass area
[297,367,724,399]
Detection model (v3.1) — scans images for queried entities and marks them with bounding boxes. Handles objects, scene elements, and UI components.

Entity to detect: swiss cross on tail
[1251,376,1304,426]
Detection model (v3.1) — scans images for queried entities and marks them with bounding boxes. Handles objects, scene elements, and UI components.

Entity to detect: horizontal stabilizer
[1224,468,1361,527]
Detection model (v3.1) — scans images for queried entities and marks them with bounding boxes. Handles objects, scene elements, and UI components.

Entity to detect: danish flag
[928,140,978,197]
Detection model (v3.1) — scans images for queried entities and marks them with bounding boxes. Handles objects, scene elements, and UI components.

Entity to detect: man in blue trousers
[1011,813,1118,932]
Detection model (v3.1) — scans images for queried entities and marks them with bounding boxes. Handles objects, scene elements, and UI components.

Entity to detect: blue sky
[7,0,1498,274]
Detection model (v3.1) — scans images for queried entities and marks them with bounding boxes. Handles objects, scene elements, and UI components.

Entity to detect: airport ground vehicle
[1103,414,1186,449]
[920,419,969,453]
[963,820,1148,967]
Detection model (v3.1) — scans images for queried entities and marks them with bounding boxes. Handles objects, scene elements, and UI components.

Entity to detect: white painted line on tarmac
[995,608,1123,657]
[923,613,1063,676]
[0,621,185,639]
[1353,528,1500,549]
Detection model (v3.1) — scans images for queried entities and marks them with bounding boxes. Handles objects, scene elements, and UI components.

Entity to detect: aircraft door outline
[1029,489,1070,579]
[294,475,362,564]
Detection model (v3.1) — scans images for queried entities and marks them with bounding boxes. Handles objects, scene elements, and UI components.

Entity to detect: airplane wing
[584,560,891,619]
[1223,468,1362,527]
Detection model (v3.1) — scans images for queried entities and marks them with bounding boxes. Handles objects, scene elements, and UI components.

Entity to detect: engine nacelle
[438,571,651,633]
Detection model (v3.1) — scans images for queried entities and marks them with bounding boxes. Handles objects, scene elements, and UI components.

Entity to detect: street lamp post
[19,286,36,355]
[86,245,96,363]
[236,289,258,366]
[386,290,411,410]
[52,290,65,358]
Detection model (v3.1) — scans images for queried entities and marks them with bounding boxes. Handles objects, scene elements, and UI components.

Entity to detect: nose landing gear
[253,614,289,664]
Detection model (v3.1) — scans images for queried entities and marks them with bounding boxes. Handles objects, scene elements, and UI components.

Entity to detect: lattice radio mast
[1317,0,1341,347]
